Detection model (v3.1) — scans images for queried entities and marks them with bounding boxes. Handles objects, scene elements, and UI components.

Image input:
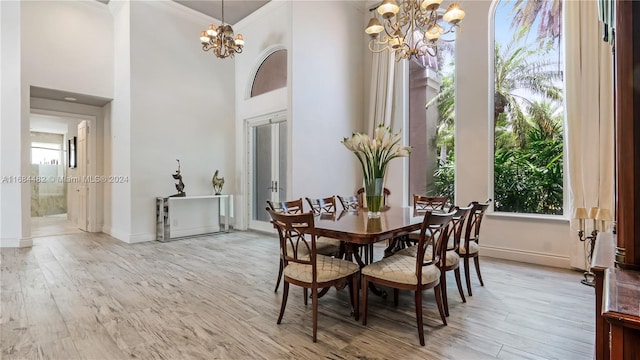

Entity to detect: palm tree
[506,0,562,48]
[426,72,455,161]
[494,37,563,146]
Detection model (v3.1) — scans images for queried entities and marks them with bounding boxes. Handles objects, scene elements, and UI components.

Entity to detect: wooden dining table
[313,207,426,297]
[314,207,425,259]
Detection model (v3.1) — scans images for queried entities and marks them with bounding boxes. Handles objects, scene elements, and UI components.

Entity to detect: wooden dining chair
[414,195,449,211]
[460,199,491,296]
[337,195,360,211]
[266,209,360,342]
[268,198,341,292]
[402,195,451,248]
[361,210,455,346]
[305,196,337,215]
[395,205,472,316]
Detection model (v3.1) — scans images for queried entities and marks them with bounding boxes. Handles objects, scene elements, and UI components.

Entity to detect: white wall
[109,0,132,240]
[290,1,364,200]
[21,0,113,98]
[0,0,31,247]
[126,1,235,242]
[455,0,570,267]
[234,1,291,230]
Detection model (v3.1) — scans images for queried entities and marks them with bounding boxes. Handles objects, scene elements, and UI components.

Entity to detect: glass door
[248,118,287,231]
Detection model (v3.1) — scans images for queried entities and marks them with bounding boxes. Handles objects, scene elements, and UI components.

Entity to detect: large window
[492,0,564,215]
[409,41,456,203]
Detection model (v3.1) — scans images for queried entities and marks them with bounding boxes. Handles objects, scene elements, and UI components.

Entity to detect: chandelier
[199,0,244,59]
[365,0,465,61]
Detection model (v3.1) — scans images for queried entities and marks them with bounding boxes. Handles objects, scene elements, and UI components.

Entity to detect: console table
[156,195,230,241]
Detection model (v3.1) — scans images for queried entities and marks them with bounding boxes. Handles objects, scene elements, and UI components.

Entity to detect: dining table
[314,207,427,297]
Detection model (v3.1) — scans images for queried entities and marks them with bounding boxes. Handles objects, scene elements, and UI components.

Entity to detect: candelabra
[573,207,612,286]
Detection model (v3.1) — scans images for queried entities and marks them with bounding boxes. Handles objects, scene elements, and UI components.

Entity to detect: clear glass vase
[365,177,384,217]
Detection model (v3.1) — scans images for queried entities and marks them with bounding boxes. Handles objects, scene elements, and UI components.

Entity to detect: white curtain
[367,50,396,135]
[565,0,615,270]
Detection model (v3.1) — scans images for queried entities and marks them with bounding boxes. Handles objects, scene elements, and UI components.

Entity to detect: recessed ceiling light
[64,96,77,101]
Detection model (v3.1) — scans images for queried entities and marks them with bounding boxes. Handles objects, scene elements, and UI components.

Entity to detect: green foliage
[432,152,455,204]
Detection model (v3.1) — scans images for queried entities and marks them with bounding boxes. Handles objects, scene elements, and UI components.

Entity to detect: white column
[1,0,32,247]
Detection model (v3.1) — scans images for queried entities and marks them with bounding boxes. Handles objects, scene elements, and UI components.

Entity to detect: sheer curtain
[565,0,615,270]
[367,51,396,135]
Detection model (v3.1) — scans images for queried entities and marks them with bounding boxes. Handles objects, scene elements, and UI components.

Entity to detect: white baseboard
[480,244,570,268]
[127,233,155,244]
[0,237,33,248]
[168,225,221,239]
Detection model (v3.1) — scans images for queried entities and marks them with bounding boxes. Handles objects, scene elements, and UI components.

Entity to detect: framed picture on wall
[68,136,77,168]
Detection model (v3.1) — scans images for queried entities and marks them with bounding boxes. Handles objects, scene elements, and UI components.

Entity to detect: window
[251,49,287,98]
[31,142,62,165]
[409,39,456,203]
[492,0,564,215]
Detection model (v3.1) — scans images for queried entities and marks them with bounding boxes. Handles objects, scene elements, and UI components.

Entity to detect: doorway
[29,112,96,237]
[247,113,287,232]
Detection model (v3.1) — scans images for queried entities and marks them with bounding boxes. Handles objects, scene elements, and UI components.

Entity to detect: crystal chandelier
[365,0,465,61]
[199,0,244,59]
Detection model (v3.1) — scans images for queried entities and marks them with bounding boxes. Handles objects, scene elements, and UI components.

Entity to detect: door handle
[274,181,278,191]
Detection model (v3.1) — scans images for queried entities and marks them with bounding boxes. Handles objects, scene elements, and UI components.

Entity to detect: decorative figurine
[212,170,224,195]
[170,159,186,197]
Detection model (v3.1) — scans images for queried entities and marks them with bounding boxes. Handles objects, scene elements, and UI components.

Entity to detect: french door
[248,115,287,232]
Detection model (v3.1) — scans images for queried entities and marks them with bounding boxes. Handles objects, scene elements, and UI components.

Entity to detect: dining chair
[266,209,360,343]
[361,210,455,346]
[268,198,341,292]
[395,205,472,316]
[460,199,491,296]
[402,195,451,248]
[305,196,338,215]
[337,195,360,211]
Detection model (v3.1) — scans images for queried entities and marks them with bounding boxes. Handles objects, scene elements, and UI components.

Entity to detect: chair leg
[277,282,289,324]
[434,284,447,326]
[304,288,308,305]
[312,286,318,342]
[474,256,484,286]
[414,289,425,346]
[362,275,369,325]
[352,274,359,321]
[464,256,472,296]
[274,258,283,292]
[454,268,466,303]
[441,270,449,317]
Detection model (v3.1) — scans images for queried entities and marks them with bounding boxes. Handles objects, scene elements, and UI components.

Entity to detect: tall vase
[365,177,384,217]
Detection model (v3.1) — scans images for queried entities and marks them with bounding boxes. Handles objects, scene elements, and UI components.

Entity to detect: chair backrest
[266,209,317,271]
[305,196,337,215]
[413,195,449,212]
[356,187,391,207]
[337,195,360,211]
[414,211,455,284]
[267,198,304,214]
[464,199,491,244]
[448,205,473,252]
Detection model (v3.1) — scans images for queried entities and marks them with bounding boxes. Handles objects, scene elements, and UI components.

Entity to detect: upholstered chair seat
[458,240,479,255]
[395,245,460,267]
[362,254,440,285]
[284,254,359,283]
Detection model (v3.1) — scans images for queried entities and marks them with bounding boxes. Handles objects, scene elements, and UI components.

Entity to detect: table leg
[345,243,387,298]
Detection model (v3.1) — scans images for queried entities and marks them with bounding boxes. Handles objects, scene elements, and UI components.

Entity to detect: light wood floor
[30,214,83,238]
[1,231,594,359]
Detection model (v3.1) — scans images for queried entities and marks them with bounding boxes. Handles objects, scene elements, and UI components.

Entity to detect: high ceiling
[174,1,270,24]
[97,1,269,25]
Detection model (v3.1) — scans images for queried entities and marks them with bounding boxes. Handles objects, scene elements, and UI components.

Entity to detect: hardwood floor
[1,231,594,359]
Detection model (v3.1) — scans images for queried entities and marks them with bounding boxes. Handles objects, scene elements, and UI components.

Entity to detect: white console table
[156,194,231,241]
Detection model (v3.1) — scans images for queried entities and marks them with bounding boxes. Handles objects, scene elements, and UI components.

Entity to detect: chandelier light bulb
[443,3,465,24]
[425,24,444,41]
[235,34,245,46]
[200,31,210,44]
[378,0,400,18]
[206,24,217,36]
[365,17,384,35]
[421,0,443,11]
